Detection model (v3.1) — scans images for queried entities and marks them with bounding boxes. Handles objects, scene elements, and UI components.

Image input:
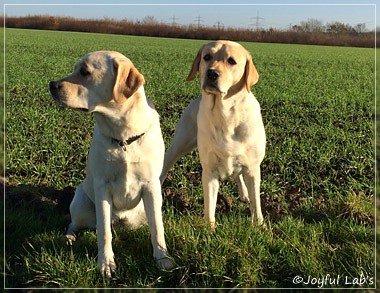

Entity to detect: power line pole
[215,21,224,30]
[195,15,203,28]
[170,15,178,26]
[251,10,264,30]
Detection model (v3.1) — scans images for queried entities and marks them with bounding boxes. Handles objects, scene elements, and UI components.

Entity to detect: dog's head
[49,51,144,112]
[186,40,259,95]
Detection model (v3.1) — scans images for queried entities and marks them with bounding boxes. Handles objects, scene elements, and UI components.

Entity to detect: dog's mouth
[202,77,229,95]
[202,83,225,95]
[76,107,89,112]
[51,97,89,113]
[65,105,89,113]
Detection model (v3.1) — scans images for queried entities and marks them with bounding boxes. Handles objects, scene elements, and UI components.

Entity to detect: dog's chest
[199,127,251,178]
[108,163,149,211]
[198,105,256,178]
[216,155,245,179]
[199,119,265,180]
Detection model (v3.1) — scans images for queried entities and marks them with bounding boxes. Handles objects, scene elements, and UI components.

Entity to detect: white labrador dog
[160,41,266,229]
[49,51,174,277]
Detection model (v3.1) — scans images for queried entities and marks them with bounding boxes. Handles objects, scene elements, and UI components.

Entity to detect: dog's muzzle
[49,80,88,112]
[203,69,223,94]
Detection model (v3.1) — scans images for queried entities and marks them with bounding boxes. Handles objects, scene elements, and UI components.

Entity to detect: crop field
[4,28,375,288]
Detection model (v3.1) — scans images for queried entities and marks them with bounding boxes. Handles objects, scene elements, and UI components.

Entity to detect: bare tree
[355,23,366,33]
[142,15,158,25]
[326,21,355,34]
[300,18,324,33]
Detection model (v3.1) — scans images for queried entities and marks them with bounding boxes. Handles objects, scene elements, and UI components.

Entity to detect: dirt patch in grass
[162,179,374,226]
[5,178,374,227]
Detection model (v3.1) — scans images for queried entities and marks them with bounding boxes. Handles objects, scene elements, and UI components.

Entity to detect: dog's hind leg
[236,174,250,203]
[160,97,200,184]
[65,183,96,245]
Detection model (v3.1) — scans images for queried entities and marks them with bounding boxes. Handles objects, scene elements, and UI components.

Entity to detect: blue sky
[2,1,377,31]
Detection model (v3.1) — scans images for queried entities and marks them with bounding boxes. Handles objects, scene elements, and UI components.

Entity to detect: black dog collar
[111,133,145,151]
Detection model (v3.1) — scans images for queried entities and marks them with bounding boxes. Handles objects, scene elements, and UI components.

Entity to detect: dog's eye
[227,57,237,65]
[80,68,90,77]
[203,54,212,61]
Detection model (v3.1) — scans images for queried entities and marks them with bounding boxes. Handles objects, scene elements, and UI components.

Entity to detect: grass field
[4,28,375,289]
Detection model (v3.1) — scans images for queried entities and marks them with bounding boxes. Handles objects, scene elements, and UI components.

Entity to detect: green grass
[5,28,375,288]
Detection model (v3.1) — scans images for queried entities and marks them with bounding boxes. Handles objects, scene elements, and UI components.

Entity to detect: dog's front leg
[95,191,116,278]
[202,170,219,231]
[243,167,264,225]
[143,181,175,270]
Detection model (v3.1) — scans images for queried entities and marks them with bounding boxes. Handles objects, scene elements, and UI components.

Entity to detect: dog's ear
[113,58,145,104]
[186,46,204,81]
[244,51,259,91]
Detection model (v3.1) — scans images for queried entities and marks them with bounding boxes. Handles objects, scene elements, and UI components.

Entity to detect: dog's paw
[209,221,217,233]
[239,194,250,203]
[251,216,265,227]
[156,256,176,271]
[98,255,116,278]
[65,234,76,246]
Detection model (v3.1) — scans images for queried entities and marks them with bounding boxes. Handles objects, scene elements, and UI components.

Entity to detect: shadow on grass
[4,183,182,287]
[5,183,73,287]
[5,183,75,250]
[6,183,74,219]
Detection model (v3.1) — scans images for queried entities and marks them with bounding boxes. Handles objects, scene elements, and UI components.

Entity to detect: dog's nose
[49,81,60,93]
[207,69,220,82]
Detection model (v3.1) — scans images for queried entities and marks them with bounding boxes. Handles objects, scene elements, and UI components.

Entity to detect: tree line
[3,15,376,48]
[291,18,369,34]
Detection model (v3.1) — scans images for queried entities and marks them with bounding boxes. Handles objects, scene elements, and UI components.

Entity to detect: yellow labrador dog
[160,41,266,229]
[49,51,174,277]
